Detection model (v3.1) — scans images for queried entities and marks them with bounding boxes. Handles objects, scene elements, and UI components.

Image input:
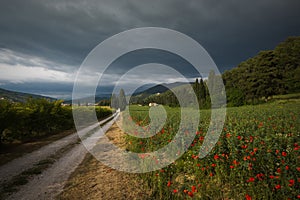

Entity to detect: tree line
[0,98,112,144]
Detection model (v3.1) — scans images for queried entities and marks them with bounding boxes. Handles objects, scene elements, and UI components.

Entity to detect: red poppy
[211,163,216,167]
[191,185,197,193]
[288,179,295,187]
[214,154,220,160]
[282,152,287,157]
[237,135,242,140]
[233,160,240,165]
[188,191,194,197]
[247,177,255,183]
[276,168,281,173]
[167,181,172,187]
[275,184,281,190]
[230,165,234,169]
[245,194,252,200]
[173,189,178,193]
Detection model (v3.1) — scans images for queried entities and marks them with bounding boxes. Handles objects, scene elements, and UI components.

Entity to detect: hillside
[223,36,300,105]
[130,82,191,104]
[0,88,55,102]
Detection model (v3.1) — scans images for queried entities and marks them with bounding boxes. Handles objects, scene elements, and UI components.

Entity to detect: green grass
[125,102,300,199]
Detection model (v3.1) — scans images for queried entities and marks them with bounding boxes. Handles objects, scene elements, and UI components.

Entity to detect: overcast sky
[0,0,299,99]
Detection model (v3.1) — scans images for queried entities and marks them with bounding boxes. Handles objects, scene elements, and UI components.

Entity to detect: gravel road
[1,112,119,200]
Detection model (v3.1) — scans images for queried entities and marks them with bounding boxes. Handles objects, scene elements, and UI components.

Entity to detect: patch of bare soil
[58,122,152,200]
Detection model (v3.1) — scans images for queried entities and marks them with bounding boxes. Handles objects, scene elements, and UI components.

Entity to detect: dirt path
[57,119,152,200]
[1,114,118,199]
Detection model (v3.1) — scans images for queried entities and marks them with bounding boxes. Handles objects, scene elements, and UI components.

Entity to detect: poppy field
[124,101,300,199]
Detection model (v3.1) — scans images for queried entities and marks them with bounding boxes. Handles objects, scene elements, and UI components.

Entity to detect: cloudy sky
[0,0,299,99]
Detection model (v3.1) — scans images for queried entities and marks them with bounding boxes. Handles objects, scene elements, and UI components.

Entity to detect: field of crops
[0,98,112,143]
[124,101,300,199]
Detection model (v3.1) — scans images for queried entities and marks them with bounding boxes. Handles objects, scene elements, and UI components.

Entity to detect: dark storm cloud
[1,0,299,69]
[0,0,299,97]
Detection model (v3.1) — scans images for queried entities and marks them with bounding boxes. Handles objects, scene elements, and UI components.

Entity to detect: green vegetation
[124,102,300,199]
[223,36,300,106]
[0,98,112,144]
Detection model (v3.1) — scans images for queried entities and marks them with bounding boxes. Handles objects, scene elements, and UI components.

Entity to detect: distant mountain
[0,88,56,102]
[133,82,191,95]
[130,82,192,104]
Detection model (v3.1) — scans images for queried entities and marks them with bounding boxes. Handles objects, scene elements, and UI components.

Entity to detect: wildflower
[191,185,197,193]
[211,163,216,167]
[245,194,252,200]
[188,191,194,197]
[167,181,172,187]
[183,189,188,194]
[209,173,214,177]
[285,165,289,170]
[275,184,281,190]
[249,136,254,142]
[247,177,255,183]
[256,173,264,180]
[233,160,240,165]
[230,165,234,169]
[173,189,178,193]
[237,135,242,140]
[269,175,275,179]
[248,163,253,170]
[288,179,295,187]
[282,151,287,157]
[214,154,219,160]
[139,154,147,159]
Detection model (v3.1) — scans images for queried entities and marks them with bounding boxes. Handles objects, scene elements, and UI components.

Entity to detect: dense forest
[223,36,300,106]
[129,36,300,107]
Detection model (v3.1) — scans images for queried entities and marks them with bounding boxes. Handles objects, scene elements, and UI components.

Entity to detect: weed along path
[57,118,152,200]
[0,113,119,200]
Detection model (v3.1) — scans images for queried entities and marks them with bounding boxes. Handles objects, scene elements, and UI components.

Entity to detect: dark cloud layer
[0,0,299,98]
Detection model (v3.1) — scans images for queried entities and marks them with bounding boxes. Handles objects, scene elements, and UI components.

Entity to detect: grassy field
[124,101,300,199]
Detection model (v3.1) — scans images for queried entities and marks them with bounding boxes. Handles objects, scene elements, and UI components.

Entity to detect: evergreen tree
[118,89,127,111]
[111,93,118,109]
